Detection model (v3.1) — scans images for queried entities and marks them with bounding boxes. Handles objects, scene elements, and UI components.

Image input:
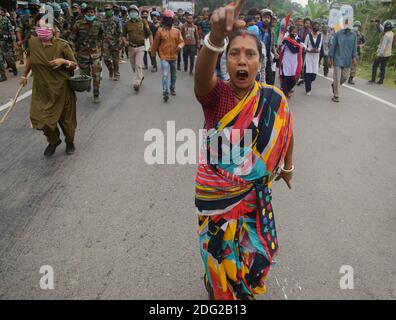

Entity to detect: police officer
[122,5,152,92]
[0,6,17,81]
[70,5,104,104]
[349,20,365,85]
[102,4,121,81]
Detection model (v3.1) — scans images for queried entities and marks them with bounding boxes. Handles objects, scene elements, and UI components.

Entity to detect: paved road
[0,61,395,299]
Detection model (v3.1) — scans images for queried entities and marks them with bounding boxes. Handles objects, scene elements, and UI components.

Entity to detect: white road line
[0,89,32,113]
[317,74,396,110]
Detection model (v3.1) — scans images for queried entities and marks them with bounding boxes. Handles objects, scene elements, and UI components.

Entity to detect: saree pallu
[196,82,293,300]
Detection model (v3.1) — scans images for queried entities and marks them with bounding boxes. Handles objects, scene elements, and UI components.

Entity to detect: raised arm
[194,0,245,96]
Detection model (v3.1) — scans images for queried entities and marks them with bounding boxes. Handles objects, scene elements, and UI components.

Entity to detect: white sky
[292,0,309,6]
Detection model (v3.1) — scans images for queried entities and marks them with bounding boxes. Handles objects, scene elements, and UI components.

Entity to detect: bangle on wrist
[65,60,72,68]
[204,33,228,53]
[281,164,294,173]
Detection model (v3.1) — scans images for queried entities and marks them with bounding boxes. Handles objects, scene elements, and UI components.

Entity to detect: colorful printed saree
[196,82,293,300]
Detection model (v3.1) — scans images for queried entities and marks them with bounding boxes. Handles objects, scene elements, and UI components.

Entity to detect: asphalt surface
[0,60,395,300]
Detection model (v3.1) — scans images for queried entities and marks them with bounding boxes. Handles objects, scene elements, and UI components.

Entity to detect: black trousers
[280,76,297,96]
[304,73,317,92]
[265,59,275,85]
[371,56,390,82]
[183,45,197,73]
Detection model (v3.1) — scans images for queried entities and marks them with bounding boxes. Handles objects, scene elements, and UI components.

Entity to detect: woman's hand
[19,77,28,87]
[275,169,293,189]
[49,58,66,69]
[210,0,245,46]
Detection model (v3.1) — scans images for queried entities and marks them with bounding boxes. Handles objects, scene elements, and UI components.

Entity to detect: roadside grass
[356,62,396,89]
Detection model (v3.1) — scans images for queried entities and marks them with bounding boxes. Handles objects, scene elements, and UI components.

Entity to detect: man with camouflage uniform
[51,2,64,37]
[122,5,152,92]
[102,4,121,81]
[0,6,17,81]
[16,0,41,50]
[70,5,104,104]
[348,20,365,85]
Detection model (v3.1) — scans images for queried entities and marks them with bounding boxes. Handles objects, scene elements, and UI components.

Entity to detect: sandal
[332,96,339,103]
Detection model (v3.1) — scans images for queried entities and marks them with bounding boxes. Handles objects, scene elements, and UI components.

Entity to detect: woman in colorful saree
[194,0,294,300]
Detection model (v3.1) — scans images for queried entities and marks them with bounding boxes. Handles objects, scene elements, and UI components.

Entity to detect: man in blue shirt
[329,27,357,102]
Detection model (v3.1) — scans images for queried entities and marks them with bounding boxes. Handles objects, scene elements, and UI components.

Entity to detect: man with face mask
[102,4,121,81]
[151,9,184,102]
[51,2,64,38]
[0,6,17,81]
[70,5,104,104]
[148,10,160,72]
[70,3,83,30]
[122,5,152,93]
[140,9,150,70]
[259,9,277,85]
[328,23,357,102]
[348,21,365,84]
[16,0,41,49]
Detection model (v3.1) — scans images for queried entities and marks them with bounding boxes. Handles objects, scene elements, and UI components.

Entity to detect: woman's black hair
[288,25,296,33]
[34,13,46,25]
[226,29,263,62]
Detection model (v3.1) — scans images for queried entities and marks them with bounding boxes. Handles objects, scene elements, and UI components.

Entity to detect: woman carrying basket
[194,0,294,300]
[20,14,78,157]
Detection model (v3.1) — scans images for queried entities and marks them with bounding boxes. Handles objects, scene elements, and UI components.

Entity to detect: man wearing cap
[70,3,83,30]
[348,21,365,84]
[102,4,121,81]
[70,5,104,103]
[122,5,152,92]
[148,10,160,72]
[0,6,17,81]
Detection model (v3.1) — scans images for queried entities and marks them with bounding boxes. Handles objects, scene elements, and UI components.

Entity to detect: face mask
[85,15,95,22]
[105,10,113,17]
[24,9,30,15]
[163,17,173,27]
[73,12,79,17]
[36,27,53,41]
[129,11,139,20]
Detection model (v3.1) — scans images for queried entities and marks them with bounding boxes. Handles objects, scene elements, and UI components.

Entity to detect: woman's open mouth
[236,70,249,81]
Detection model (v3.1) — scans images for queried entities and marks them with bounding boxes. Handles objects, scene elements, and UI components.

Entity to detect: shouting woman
[20,14,77,157]
[194,1,294,300]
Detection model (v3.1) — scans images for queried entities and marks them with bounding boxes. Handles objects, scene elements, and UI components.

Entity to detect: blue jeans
[160,60,176,94]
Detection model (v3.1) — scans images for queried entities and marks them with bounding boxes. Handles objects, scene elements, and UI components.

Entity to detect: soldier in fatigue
[0,6,17,81]
[70,5,104,104]
[16,0,41,50]
[348,21,365,85]
[102,4,121,81]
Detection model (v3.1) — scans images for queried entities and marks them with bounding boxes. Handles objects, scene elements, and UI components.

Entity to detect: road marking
[0,89,32,113]
[318,74,396,110]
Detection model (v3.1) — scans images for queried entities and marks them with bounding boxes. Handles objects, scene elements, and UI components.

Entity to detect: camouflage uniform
[0,15,17,79]
[102,15,121,80]
[350,31,365,80]
[16,13,38,49]
[70,18,104,99]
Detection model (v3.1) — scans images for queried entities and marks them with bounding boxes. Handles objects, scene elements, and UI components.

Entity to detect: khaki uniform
[123,18,151,86]
[70,18,104,97]
[27,37,77,144]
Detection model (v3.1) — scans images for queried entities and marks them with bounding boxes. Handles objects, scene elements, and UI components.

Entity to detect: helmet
[384,20,394,30]
[104,4,112,10]
[69,74,93,92]
[52,3,61,12]
[163,9,174,18]
[81,2,87,10]
[29,0,41,6]
[72,3,79,9]
[260,8,273,17]
[120,6,127,12]
[150,10,160,18]
[353,21,361,27]
[61,2,69,10]
[128,5,139,13]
